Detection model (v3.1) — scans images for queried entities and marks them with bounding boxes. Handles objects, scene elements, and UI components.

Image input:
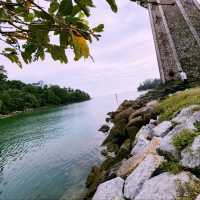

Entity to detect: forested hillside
[0,66,90,114]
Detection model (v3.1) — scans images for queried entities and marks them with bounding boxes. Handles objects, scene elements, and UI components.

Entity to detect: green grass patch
[172,129,200,151]
[159,160,183,174]
[195,122,200,132]
[157,87,200,121]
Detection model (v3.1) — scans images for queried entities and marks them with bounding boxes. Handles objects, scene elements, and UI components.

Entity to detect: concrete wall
[148,0,200,82]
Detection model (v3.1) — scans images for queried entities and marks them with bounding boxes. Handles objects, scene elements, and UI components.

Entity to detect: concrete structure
[138,0,200,83]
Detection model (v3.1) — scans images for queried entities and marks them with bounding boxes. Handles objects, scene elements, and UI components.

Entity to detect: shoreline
[0,99,91,120]
[84,82,200,200]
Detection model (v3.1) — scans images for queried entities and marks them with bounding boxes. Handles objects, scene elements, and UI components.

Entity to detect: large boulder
[126,125,140,142]
[113,107,134,124]
[117,137,161,177]
[128,100,158,121]
[172,105,200,124]
[135,172,200,200]
[152,121,172,137]
[92,177,124,200]
[127,116,144,128]
[158,122,196,159]
[131,137,149,157]
[116,139,131,160]
[131,124,155,156]
[102,124,127,146]
[181,135,200,169]
[124,154,164,199]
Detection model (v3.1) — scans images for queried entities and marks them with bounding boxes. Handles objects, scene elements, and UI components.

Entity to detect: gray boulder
[135,172,199,200]
[92,177,124,200]
[158,122,196,158]
[131,124,154,156]
[124,154,164,199]
[152,121,172,137]
[172,105,200,124]
[131,137,149,156]
[181,135,200,169]
[134,124,154,143]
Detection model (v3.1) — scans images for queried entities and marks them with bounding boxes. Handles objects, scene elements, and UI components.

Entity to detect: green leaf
[106,0,118,12]
[47,45,68,63]
[92,24,104,32]
[5,53,22,68]
[58,0,73,16]
[60,32,70,47]
[49,0,59,14]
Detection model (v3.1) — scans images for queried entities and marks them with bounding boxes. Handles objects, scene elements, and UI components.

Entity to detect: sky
[2,0,159,97]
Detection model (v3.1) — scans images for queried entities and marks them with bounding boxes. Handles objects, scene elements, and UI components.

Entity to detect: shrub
[159,160,183,174]
[137,79,161,91]
[172,129,200,151]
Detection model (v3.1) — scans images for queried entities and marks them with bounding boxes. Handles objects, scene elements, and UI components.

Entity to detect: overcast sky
[2,0,159,97]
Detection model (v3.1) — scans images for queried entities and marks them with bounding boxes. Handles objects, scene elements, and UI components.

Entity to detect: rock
[146,100,159,108]
[130,124,153,156]
[126,125,140,142]
[134,124,155,143]
[116,139,131,160]
[127,116,144,128]
[131,136,149,156]
[149,119,158,125]
[158,122,196,159]
[181,135,200,169]
[117,137,161,177]
[111,197,125,200]
[152,121,172,137]
[92,177,124,200]
[124,154,164,199]
[105,117,111,123]
[116,100,134,113]
[98,124,110,133]
[196,194,200,200]
[172,105,200,124]
[128,103,157,122]
[113,107,134,124]
[102,124,127,146]
[101,149,108,157]
[189,111,200,125]
[135,172,199,200]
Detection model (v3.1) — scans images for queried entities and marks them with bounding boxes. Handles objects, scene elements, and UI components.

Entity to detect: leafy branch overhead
[0,0,118,67]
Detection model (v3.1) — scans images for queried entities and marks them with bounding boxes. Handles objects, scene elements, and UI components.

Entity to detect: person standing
[180,71,188,84]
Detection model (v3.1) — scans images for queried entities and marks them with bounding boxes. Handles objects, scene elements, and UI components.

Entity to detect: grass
[177,179,200,200]
[157,87,200,121]
[172,129,200,151]
[159,160,183,174]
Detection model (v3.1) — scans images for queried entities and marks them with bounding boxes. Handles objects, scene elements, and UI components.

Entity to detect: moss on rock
[172,129,200,152]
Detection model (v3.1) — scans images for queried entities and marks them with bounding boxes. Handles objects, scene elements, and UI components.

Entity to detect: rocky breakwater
[84,89,200,200]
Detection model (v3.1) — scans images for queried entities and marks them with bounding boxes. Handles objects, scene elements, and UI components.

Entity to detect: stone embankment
[84,87,200,200]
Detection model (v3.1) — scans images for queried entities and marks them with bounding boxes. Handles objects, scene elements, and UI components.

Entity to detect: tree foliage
[0,0,118,67]
[0,66,90,114]
[137,78,161,91]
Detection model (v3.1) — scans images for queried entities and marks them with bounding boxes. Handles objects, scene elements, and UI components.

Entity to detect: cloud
[3,1,159,97]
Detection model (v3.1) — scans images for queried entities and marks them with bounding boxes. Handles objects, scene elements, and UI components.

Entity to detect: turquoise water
[0,91,140,200]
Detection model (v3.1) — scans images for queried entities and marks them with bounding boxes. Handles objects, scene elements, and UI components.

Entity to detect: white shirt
[180,72,187,81]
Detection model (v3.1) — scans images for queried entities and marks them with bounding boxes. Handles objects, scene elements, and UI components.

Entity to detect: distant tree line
[137,79,161,91]
[0,66,90,114]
